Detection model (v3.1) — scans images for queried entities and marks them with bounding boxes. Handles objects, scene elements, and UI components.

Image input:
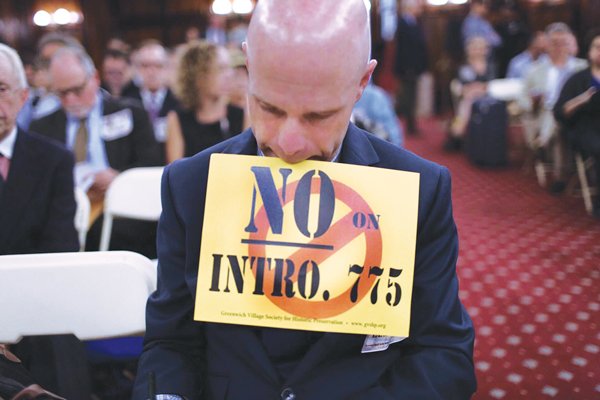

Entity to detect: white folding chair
[74,187,91,251]
[99,167,164,252]
[0,251,157,343]
[487,78,525,102]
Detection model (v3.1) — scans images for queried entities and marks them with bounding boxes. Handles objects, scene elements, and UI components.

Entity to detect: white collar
[0,126,18,159]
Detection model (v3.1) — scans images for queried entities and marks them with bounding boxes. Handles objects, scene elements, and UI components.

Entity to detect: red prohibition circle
[247,177,382,319]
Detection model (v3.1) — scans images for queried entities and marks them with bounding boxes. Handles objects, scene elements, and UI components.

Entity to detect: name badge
[154,117,168,143]
[361,335,405,353]
[102,109,133,141]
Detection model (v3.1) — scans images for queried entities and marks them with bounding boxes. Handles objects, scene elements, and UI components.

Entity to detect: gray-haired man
[30,45,162,257]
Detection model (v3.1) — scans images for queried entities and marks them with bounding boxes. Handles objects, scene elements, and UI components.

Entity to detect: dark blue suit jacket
[134,124,476,400]
[0,129,78,255]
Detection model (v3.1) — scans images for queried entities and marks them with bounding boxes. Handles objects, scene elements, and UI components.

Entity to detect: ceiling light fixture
[33,10,52,27]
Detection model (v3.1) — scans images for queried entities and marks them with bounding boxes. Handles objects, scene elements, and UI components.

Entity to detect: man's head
[102,49,131,95]
[243,0,377,164]
[402,0,423,17]
[186,27,200,43]
[0,44,28,141]
[528,31,548,60]
[465,36,489,59]
[106,37,131,54]
[49,46,100,119]
[470,0,489,17]
[546,23,572,64]
[35,33,82,91]
[135,40,169,93]
[586,29,600,69]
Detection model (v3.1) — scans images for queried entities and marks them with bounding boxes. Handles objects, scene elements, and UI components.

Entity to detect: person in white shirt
[520,23,588,190]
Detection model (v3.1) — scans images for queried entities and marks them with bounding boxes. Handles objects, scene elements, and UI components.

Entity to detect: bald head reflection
[243,0,377,164]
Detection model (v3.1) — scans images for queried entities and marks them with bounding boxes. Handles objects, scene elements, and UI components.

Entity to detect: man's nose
[277,118,306,157]
[64,91,78,105]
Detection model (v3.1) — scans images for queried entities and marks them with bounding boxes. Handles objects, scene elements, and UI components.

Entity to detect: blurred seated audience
[100,49,134,98]
[494,4,529,78]
[185,26,201,43]
[554,29,600,215]
[445,36,496,150]
[166,40,244,163]
[462,0,501,50]
[227,16,250,50]
[167,44,187,91]
[393,0,428,136]
[205,14,227,46]
[29,45,161,258]
[520,23,588,190]
[105,36,132,55]
[228,48,249,112]
[16,33,82,130]
[121,40,179,164]
[0,43,91,399]
[567,31,580,58]
[353,81,404,147]
[506,31,548,79]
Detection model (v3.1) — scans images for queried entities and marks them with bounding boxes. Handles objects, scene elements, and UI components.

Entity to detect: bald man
[133,1,476,399]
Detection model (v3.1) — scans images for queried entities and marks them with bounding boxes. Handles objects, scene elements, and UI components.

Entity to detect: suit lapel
[159,89,178,117]
[221,128,258,156]
[101,96,123,168]
[0,130,46,240]
[53,111,68,144]
[340,123,380,166]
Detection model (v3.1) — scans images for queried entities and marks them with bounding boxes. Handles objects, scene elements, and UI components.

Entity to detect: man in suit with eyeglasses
[30,45,161,258]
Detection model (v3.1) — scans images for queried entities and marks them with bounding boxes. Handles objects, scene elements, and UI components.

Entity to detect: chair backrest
[0,251,157,343]
[487,78,525,101]
[104,167,164,221]
[99,167,164,251]
[74,187,91,251]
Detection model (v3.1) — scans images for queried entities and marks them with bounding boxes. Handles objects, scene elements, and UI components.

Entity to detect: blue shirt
[16,90,61,131]
[66,93,110,171]
[354,83,403,147]
[506,51,533,79]
[461,14,502,47]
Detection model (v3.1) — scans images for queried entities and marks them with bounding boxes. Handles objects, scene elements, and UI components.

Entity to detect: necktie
[0,155,10,198]
[147,96,160,124]
[73,118,88,163]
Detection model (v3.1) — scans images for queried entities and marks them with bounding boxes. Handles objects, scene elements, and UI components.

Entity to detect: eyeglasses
[53,75,90,99]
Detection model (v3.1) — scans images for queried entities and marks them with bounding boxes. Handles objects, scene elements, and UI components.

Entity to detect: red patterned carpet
[403,118,600,400]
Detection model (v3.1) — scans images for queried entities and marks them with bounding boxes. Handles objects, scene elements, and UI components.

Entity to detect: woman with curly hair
[165,40,246,163]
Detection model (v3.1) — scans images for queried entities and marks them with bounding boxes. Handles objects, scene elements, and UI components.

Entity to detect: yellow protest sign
[194,154,420,337]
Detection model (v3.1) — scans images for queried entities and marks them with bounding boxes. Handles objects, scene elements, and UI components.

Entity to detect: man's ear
[356,59,377,102]
[18,87,29,109]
